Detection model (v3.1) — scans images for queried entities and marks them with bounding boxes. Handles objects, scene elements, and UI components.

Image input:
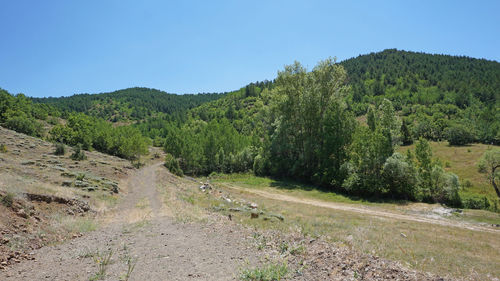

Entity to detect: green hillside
[2,49,499,211]
[32,87,226,122]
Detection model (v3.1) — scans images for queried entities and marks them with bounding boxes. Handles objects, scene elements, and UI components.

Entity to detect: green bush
[164,153,183,176]
[71,144,87,161]
[253,154,267,176]
[4,116,43,137]
[382,153,417,199]
[445,124,475,146]
[54,143,66,155]
[461,195,490,210]
[0,144,6,153]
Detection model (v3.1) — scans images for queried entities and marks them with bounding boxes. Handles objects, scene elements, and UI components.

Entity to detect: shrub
[0,144,7,153]
[4,116,43,137]
[76,173,86,181]
[71,144,87,161]
[445,124,475,146]
[253,154,267,176]
[164,153,183,176]
[382,153,417,199]
[1,192,14,208]
[54,143,66,155]
[462,195,490,210]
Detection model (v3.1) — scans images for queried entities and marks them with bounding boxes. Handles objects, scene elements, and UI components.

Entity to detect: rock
[21,161,36,165]
[16,209,28,219]
[102,181,119,193]
[250,211,259,219]
[53,166,66,172]
[86,186,97,192]
[62,181,73,187]
[74,180,89,188]
[249,203,258,209]
[61,172,76,178]
[400,233,407,238]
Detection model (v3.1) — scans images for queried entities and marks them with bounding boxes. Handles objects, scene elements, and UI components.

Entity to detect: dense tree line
[32,87,226,122]
[152,59,469,207]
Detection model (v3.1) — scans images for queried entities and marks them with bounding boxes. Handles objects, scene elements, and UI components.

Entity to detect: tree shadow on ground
[268,177,410,206]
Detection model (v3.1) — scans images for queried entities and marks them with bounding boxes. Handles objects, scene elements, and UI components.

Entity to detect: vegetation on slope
[2,49,499,210]
[1,89,149,161]
[32,87,225,122]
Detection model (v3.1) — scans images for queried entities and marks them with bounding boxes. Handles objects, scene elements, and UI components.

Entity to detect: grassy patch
[62,216,98,233]
[89,249,113,281]
[240,262,288,281]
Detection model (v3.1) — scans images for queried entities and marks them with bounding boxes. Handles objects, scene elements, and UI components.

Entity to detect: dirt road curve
[0,164,259,281]
[223,183,500,234]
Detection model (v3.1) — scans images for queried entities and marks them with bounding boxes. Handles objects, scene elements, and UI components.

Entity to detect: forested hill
[2,49,500,209]
[32,87,226,121]
[340,49,500,112]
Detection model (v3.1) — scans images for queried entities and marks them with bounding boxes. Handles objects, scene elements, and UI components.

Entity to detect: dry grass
[205,176,500,280]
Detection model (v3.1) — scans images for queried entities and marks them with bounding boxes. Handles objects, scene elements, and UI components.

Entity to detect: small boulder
[62,181,73,187]
[16,209,28,219]
[250,210,259,219]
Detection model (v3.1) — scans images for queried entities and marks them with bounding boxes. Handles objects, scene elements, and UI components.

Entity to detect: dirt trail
[0,164,260,281]
[223,183,500,234]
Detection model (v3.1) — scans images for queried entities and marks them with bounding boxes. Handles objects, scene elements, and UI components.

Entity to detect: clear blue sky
[1,0,499,97]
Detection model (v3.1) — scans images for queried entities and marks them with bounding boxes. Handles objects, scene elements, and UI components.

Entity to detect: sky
[1,0,499,98]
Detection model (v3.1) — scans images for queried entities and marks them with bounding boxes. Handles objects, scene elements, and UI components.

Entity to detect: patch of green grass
[180,194,195,205]
[90,249,113,280]
[61,216,98,234]
[240,262,288,281]
[289,244,306,256]
[76,173,86,181]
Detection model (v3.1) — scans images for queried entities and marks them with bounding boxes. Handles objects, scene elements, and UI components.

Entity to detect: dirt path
[223,183,500,234]
[0,164,260,281]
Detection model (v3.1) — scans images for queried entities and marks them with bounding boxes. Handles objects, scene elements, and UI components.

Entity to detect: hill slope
[32,87,226,122]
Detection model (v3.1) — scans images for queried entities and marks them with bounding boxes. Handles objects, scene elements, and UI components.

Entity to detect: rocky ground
[1,161,447,280]
[0,126,131,270]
